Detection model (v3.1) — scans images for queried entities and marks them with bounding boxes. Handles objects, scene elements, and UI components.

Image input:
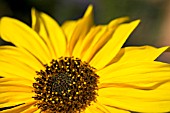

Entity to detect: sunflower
[0,5,170,113]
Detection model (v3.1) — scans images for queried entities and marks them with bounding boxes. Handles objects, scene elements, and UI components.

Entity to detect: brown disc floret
[33,57,99,113]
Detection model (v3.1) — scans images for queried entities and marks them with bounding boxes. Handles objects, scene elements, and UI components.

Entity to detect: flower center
[33,57,99,113]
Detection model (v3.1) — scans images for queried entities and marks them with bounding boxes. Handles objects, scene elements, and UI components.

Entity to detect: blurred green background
[0,0,170,61]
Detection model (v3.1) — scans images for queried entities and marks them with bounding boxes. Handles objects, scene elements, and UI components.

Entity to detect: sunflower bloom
[0,5,170,113]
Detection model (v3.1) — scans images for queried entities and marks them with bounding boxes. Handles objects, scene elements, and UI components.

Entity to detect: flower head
[0,5,170,113]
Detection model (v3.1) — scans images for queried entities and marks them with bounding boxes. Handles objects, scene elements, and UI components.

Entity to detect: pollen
[32,57,99,113]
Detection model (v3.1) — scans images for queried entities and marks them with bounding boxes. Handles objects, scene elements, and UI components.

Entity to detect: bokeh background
[0,0,170,62]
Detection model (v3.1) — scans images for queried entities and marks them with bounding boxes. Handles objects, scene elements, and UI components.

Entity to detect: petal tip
[129,19,141,30]
[84,4,93,17]
[133,19,141,25]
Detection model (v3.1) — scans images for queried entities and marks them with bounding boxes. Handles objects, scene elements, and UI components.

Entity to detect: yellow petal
[0,71,33,83]
[102,105,130,113]
[0,101,36,113]
[81,26,108,62]
[81,17,129,63]
[0,17,52,64]
[0,91,34,108]
[62,16,129,50]
[0,58,36,81]
[62,20,77,43]
[97,61,170,85]
[21,105,38,113]
[0,77,32,87]
[31,8,56,59]
[84,102,103,113]
[69,5,94,56]
[89,20,140,69]
[32,8,66,58]
[33,109,41,113]
[98,82,170,101]
[62,5,94,46]
[0,85,33,93]
[97,82,170,112]
[0,46,44,71]
[108,17,129,28]
[98,96,170,112]
[83,108,92,113]
[72,26,101,59]
[94,101,111,113]
[109,46,169,64]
